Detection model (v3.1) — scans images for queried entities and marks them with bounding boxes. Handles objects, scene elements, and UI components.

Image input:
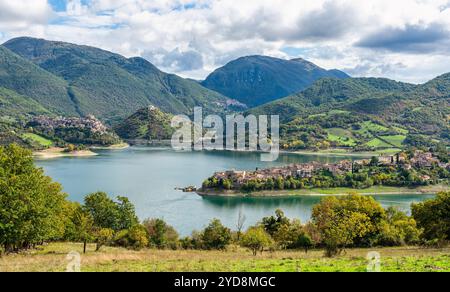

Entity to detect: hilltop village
[28,115,109,134]
[202,150,450,193]
[25,115,121,147]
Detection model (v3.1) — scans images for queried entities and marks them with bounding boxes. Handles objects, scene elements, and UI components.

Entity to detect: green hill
[251,76,450,150]
[202,55,349,107]
[0,46,80,116]
[0,87,50,118]
[114,106,174,141]
[3,37,239,122]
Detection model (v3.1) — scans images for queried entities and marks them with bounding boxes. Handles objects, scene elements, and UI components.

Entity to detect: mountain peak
[202,55,349,107]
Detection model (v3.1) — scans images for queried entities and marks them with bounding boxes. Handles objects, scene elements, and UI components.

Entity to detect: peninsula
[199,150,450,197]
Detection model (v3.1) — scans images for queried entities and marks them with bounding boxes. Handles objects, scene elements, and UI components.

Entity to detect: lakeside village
[201,150,450,193]
[28,115,109,135]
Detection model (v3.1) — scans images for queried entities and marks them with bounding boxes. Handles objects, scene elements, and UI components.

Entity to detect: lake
[36,147,434,236]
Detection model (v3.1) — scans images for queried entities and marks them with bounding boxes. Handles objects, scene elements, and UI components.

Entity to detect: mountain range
[250,75,449,150]
[1,37,238,122]
[0,37,448,150]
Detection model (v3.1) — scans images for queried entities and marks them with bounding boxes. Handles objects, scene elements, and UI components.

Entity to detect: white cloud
[0,0,449,83]
[0,0,53,31]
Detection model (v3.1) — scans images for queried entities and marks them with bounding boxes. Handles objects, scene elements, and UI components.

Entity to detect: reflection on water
[36,147,435,236]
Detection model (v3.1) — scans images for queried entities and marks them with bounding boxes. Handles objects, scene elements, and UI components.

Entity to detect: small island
[199,150,450,197]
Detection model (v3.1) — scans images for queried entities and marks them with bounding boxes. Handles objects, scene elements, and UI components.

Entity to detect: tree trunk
[83,240,87,254]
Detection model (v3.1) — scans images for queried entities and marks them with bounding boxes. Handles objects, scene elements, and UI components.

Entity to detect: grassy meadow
[0,243,448,272]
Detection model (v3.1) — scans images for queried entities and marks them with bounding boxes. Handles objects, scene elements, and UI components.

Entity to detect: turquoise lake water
[36,147,434,236]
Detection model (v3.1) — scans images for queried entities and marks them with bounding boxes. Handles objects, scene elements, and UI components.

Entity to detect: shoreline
[33,147,98,159]
[196,185,449,198]
[89,143,130,150]
[284,149,401,158]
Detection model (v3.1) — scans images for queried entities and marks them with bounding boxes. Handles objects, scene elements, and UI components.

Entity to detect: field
[366,138,392,148]
[22,133,53,147]
[356,121,389,136]
[0,243,449,272]
[379,135,407,148]
[327,128,357,147]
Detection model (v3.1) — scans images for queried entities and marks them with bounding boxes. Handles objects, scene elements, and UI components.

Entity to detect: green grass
[392,126,409,135]
[379,135,407,148]
[329,110,350,115]
[360,121,389,133]
[22,133,53,147]
[366,138,392,148]
[0,243,448,272]
[373,148,403,155]
[327,128,357,147]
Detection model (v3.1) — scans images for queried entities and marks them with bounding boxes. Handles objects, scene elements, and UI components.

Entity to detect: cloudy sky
[1,0,450,83]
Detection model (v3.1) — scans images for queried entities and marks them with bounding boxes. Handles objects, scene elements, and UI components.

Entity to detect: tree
[294,233,314,254]
[378,207,421,246]
[83,192,138,232]
[223,179,233,190]
[412,192,450,243]
[273,219,309,250]
[94,228,114,252]
[370,156,380,166]
[275,177,284,190]
[236,209,246,241]
[113,225,149,250]
[127,225,149,250]
[71,207,94,254]
[143,218,179,249]
[261,209,290,237]
[201,219,232,250]
[0,144,67,252]
[312,195,386,257]
[84,192,120,231]
[116,196,139,230]
[241,227,273,256]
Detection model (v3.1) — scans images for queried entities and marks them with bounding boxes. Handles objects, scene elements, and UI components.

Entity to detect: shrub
[94,228,114,252]
[143,218,179,250]
[113,225,149,250]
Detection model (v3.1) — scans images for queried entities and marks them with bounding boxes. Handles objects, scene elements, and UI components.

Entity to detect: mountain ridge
[201,55,350,107]
[2,37,239,122]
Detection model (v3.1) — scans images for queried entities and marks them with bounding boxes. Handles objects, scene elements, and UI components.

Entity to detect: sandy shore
[197,185,449,198]
[33,147,98,159]
[89,143,130,150]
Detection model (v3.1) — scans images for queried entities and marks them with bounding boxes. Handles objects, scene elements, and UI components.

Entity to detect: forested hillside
[251,76,450,150]
[2,37,240,122]
[202,55,349,107]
